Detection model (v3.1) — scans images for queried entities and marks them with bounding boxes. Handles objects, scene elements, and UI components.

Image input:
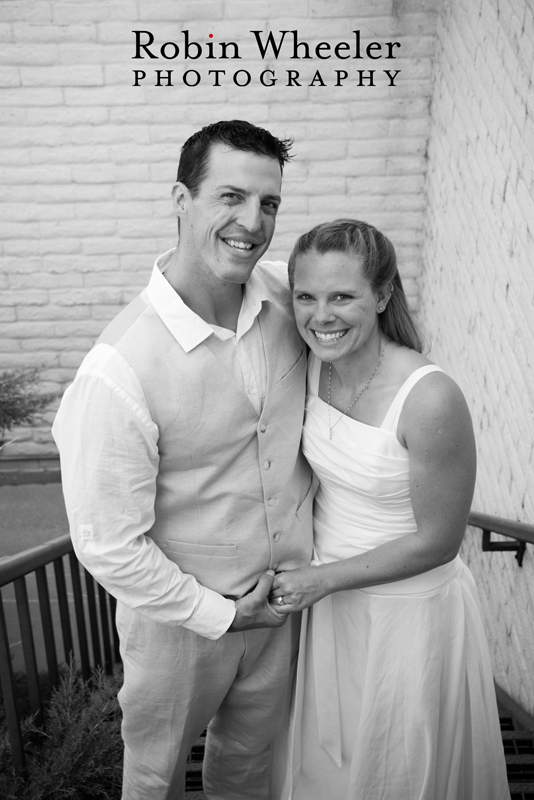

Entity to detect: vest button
[263,460,271,470]
[273,532,281,542]
[268,497,276,506]
[273,563,280,570]
[260,424,267,432]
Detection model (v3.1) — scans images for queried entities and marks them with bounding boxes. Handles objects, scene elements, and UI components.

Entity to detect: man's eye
[222,193,240,203]
[295,293,313,302]
[262,201,279,215]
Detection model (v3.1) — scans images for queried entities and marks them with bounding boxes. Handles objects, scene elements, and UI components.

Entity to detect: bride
[271,219,510,800]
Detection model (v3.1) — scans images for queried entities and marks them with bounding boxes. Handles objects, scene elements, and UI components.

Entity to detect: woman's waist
[313,528,463,595]
[313,505,417,554]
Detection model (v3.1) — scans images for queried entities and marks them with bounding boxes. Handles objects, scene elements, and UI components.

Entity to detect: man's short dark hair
[177,120,293,196]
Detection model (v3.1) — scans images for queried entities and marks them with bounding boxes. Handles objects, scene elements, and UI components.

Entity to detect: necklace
[327,342,387,440]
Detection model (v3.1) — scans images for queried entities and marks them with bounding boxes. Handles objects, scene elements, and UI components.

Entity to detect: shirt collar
[146,249,272,353]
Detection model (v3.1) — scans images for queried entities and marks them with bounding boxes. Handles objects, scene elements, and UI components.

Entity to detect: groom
[53,120,313,800]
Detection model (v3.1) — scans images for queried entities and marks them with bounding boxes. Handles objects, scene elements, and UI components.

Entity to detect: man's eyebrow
[217,184,282,203]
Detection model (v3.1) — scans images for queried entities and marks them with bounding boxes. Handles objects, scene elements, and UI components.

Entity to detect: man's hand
[228,571,287,632]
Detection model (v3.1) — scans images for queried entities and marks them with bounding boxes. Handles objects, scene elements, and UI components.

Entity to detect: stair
[185,730,206,798]
[501,716,534,799]
[184,721,534,797]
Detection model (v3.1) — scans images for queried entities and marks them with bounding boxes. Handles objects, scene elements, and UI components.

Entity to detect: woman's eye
[333,294,352,301]
[295,293,313,302]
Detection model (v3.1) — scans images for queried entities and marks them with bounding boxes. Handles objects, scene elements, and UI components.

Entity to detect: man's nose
[237,199,262,233]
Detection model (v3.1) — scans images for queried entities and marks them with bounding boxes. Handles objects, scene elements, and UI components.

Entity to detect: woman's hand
[270,565,329,613]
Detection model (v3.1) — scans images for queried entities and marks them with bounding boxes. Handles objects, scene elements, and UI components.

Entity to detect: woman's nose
[313,302,336,324]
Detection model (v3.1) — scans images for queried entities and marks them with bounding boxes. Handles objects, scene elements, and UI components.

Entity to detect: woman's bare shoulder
[400,368,473,449]
[387,346,472,448]
[386,343,434,383]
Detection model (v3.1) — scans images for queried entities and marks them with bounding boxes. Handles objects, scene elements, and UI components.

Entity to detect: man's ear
[172,182,189,217]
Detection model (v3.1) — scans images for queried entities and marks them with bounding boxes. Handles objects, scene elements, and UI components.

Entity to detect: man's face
[174,143,282,288]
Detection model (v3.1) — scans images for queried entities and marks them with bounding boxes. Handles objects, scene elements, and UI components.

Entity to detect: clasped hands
[270,564,327,613]
[228,565,326,632]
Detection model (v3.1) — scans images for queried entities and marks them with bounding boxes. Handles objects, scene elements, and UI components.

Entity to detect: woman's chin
[307,341,347,362]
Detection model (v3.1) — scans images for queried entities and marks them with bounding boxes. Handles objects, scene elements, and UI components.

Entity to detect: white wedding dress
[276,357,510,800]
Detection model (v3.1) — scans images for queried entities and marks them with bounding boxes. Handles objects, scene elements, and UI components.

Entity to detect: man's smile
[222,238,257,251]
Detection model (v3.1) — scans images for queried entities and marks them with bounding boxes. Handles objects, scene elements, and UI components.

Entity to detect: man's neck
[162,247,244,332]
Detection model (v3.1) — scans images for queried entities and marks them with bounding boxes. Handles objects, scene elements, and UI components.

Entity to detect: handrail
[0,533,120,775]
[0,535,71,587]
[468,511,534,545]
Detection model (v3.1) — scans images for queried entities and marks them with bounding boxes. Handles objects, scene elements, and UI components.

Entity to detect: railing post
[53,557,74,663]
[14,576,43,725]
[68,552,91,682]
[84,571,102,670]
[35,566,59,689]
[0,589,26,774]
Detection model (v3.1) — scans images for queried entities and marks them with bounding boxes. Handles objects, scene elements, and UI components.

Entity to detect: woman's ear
[376,283,393,313]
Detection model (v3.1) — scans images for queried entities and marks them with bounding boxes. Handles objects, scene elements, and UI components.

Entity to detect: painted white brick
[226,1,309,18]
[59,44,131,65]
[309,0,393,15]
[21,65,105,87]
[52,4,138,25]
[1,6,498,679]
[137,2,224,21]
[0,3,52,24]
[0,108,27,125]
[1,87,63,105]
[0,23,13,42]
[12,24,98,43]
[0,43,59,66]
[27,107,109,125]
[420,1,533,716]
[0,67,20,87]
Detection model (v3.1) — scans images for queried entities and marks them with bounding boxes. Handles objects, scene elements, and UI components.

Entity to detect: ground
[0,482,67,557]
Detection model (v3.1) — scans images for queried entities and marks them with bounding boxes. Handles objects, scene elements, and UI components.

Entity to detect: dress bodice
[303,355,443,563]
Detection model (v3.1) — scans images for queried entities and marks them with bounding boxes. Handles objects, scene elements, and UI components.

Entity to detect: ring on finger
[277,596,285,606]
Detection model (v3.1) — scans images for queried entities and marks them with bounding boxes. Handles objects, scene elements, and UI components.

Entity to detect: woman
[271,219,510,800]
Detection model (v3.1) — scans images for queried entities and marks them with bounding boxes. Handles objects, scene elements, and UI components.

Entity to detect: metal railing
[468,510,534,567]
[0,535,120,773]
[0,510,532,775]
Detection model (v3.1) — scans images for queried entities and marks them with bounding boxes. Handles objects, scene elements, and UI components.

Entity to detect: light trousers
[116,602,300,800]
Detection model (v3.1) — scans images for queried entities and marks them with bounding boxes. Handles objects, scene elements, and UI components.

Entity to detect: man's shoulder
[97,291,154,349]
[255,259,289,288]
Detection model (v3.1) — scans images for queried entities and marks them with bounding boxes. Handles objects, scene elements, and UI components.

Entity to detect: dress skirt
[275,556,510,800]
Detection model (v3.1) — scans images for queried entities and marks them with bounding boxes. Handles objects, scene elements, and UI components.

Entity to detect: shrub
[0,366,56,440]
[0,661,123,799]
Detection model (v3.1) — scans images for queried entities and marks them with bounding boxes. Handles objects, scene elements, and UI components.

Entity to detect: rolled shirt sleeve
[52,344,237,640]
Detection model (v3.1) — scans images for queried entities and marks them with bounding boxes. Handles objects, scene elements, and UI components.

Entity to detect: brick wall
[420,0,534,714]
[0,0,438,458]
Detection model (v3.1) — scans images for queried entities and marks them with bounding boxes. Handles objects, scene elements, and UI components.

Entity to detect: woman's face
[292,248,384,363]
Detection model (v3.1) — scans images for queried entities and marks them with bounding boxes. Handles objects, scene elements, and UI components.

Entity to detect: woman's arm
[271,372,477,612]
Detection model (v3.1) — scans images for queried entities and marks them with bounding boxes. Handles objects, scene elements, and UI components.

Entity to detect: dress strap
[307,353,322,397]
[380,364,444,436]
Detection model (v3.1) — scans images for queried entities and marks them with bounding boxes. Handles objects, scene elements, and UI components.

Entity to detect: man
[52,120,313,800]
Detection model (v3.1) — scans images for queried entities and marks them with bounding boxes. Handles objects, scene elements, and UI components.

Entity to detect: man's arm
[53,344,238,640]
